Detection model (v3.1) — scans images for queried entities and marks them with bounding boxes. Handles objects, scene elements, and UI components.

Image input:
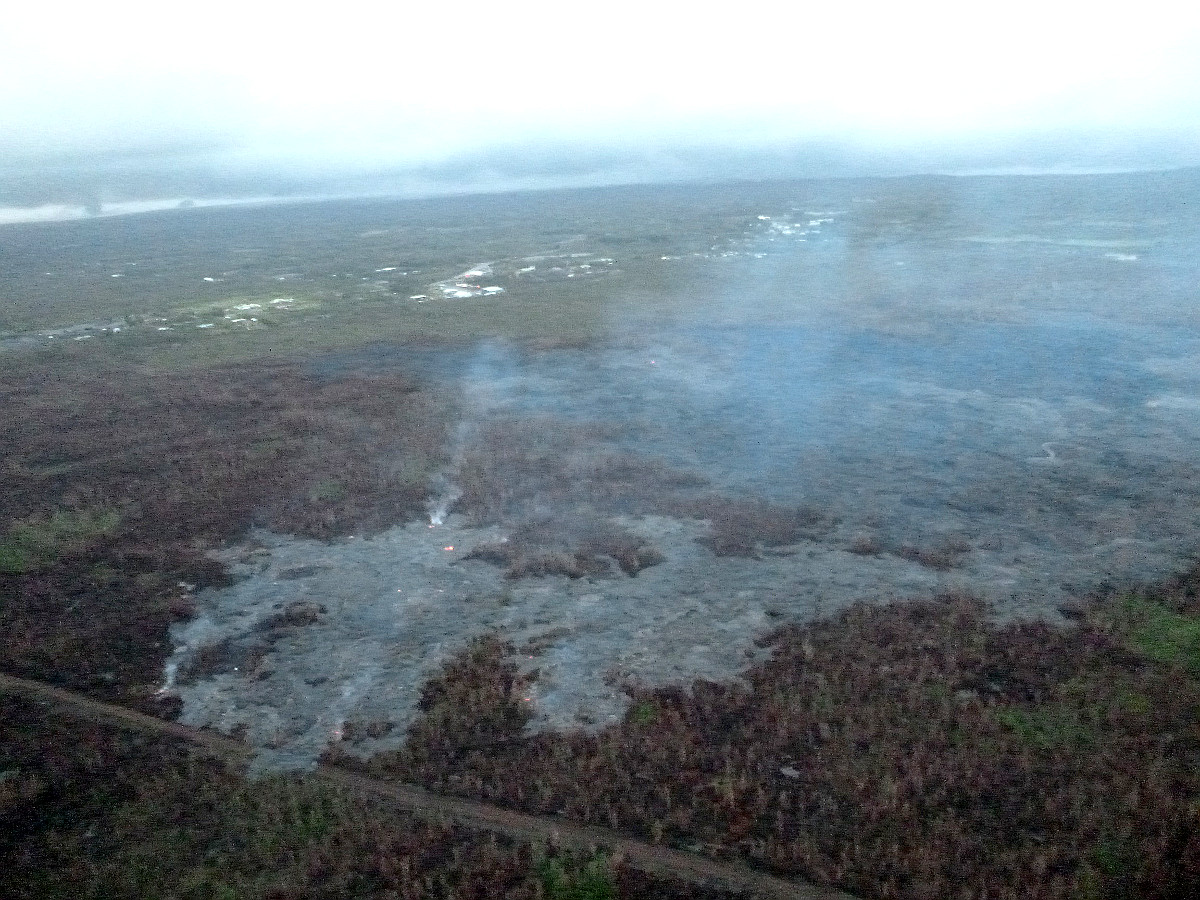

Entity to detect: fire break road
[0,672,856,900]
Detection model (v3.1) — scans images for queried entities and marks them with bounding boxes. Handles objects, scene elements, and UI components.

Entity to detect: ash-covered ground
[164,180,1200,772]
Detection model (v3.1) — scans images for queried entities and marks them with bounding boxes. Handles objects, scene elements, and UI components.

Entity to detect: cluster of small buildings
[426,264,506,300]
[439,283,505,299]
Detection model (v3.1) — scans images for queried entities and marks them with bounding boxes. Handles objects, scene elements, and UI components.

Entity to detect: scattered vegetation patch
[670,496,833,557]
[578,529,665,576]
[894,536,972,570]
[339,718,396,743]
[463,519,664,580]
[502,552,613,580]
[464,542,611,580]
[846,533,884,557]
[258,600,327,630]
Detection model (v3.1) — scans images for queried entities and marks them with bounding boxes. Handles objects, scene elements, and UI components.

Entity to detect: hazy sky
[3,1,1199,183]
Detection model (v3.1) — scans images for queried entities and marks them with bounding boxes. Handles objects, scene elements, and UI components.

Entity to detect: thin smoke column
[426,341,520,526]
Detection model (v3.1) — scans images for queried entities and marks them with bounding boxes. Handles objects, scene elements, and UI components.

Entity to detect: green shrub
[309,479,347,503]
[0,507,119,574]
[628,701,657,725]
[994,705,1097,751]
[1120,596,1200,672]
[536,852,615,900]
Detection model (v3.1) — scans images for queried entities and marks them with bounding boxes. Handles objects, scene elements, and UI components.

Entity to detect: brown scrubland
[3,351,1199,898]
[331,588,1200,899]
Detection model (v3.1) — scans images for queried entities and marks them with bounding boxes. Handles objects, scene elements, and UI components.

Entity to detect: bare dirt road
[0,672,855,900]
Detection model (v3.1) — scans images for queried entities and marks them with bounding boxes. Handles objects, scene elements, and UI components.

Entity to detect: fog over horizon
[3,1,1200,208]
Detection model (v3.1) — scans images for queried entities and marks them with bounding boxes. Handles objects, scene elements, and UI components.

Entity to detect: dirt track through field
[0,673,855,900]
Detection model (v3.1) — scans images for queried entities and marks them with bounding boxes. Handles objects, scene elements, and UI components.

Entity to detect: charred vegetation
[462,518,665,580]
